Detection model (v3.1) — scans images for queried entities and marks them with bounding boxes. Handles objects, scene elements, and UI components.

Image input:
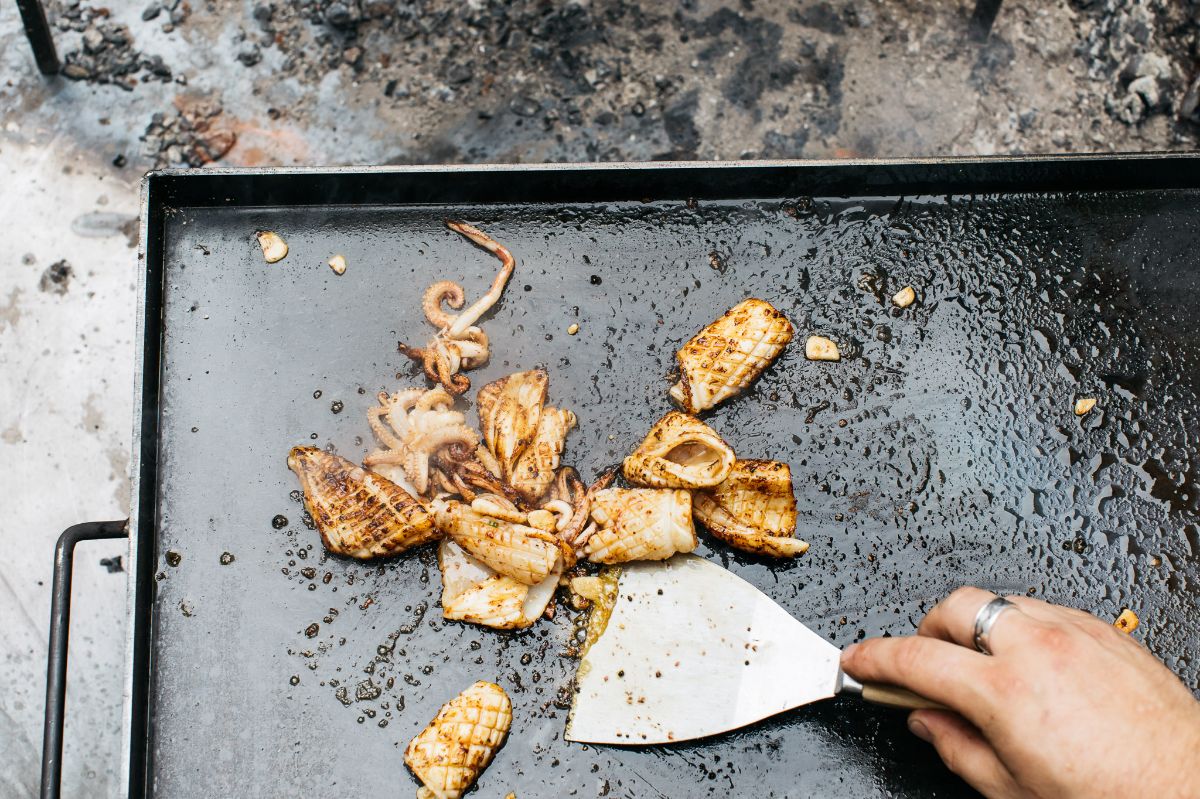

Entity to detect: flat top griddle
[134,161,1200,798]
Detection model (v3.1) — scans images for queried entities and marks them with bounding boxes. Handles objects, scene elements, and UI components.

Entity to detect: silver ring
[972,597,1016,656]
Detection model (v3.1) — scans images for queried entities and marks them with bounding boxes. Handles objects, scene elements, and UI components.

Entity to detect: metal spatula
[565,553,941,745]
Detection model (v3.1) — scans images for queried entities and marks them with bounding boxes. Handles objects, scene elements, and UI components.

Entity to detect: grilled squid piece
[287,446,436,559]
[512,407,577,501]
[669,298,794,413]
[399,222,516,396]
[545,466,592,553]
[437,540,558,629]
[622,411,735,489]
[364,386,478,496]
[692,460,808,558]
[433,499,563,585]
[477,369,548,481]
[405,681,512,799]
[584,488,697,564]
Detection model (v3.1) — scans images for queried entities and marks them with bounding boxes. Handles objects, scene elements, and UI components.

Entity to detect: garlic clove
[805,335,841,362]
[892,285,916,308]
[256,231,288,263]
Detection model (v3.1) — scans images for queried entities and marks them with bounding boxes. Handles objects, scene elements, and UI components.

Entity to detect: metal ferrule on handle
[41,520,129,799]
[837,669,946,711]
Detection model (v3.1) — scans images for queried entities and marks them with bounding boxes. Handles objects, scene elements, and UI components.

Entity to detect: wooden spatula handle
[861,682,947,711]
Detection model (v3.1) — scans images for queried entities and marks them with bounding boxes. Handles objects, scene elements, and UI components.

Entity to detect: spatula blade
[565,554,841,745]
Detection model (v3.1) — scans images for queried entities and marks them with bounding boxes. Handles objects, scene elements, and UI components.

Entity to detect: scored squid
[622,410,735,489]
[287,446,437,559]
[433,498,563,585]
[476,369,548,481]
[669,298,794,413]
[512,407,577,502]
[692,459,808,557]
[405,681,512,799]
[584,488,697,564]
[438,539,559,629]
[476,369,577,504]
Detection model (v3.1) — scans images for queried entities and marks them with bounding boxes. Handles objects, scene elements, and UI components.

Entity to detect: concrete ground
[2,0,1199,796]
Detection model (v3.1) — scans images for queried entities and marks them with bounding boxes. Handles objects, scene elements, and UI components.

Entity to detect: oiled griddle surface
[150,192,1200,797]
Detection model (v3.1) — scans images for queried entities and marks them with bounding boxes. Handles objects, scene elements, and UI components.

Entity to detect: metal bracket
[16,0,61,75]
[41,520,129,799]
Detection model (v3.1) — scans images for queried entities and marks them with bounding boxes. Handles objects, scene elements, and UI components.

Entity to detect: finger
[1005,596,1134,648]
[1003,595,1096,626]
[909,710,1022,799]
[917,587,1033,654]
[842,635,992,712]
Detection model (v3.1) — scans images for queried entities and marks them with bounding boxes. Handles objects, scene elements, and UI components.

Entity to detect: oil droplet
[289,675,300,686]
[313,390,322,399]
[165,551,182,567]
[272,514,288,529]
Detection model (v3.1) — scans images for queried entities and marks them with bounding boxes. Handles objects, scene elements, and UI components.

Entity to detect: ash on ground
[17,2,1200,173]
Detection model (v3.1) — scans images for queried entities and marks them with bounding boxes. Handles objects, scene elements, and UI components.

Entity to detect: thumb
[909,710,1021,799]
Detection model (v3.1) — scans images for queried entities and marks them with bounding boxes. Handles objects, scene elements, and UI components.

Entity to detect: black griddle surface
[150,192,1200,797]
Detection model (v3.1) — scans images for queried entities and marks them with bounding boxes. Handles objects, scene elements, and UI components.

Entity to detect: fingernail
[908,716,932,743]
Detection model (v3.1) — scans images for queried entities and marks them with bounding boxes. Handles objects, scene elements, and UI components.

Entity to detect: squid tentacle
[423,280,466,329]
[444,221,516,337]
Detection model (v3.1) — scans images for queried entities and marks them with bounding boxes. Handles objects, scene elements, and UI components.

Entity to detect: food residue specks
[219,551,235,565]
[165,550,182,567]
[179,600,194,617]
[313,390,323,399]
[1074,397,1097,415]
[1114,608,1140,633]
[328,254,347,275]
[256,231,288,263]
[305,623,319,638]
[289,675,300,686]
[892,285,917,308]
[567,323,579,335]
[805,335,840,362]
[330,400,344,414]
[590,275,602,285]
[272,514,289,529]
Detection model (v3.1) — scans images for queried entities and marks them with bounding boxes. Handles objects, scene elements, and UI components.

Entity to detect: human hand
[841,587,1200,798]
